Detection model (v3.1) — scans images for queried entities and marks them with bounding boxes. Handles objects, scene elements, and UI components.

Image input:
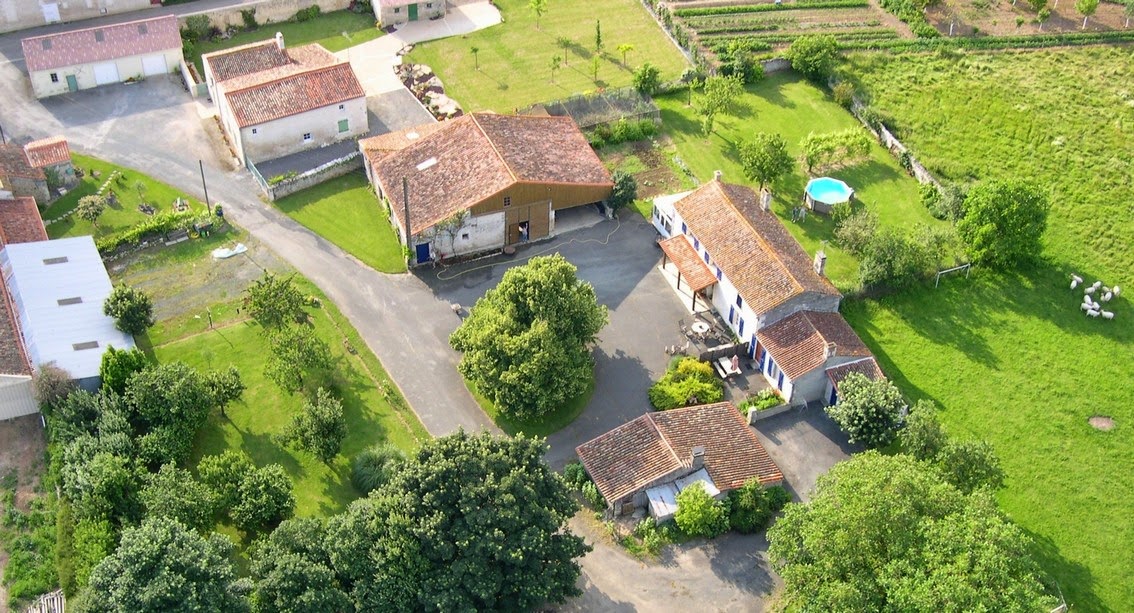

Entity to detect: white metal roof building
[1,235,134,384]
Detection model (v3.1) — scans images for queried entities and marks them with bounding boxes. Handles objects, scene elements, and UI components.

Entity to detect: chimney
[275,32,284,50]
[814,249,827,276]
[713,170,722,182]
[691,446,705,471]
[824,342,837,359]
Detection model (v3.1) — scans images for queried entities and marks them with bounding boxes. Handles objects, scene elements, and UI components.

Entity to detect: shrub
[183,15,212,42]
[562,461,589,491]
[832,81,856,108]
[785,34,839,81]
[608,171,638,213]
[98,346,149,395]
[729,481,790,534]
[825,372,906,448]
[34,362,77,412]
[738,389,783,415]
[919,182,942,215]
[632,517,675,555]
[95,209,208,253]
[240,8,257,30]
[834,209,878,257]
[102,285,154,336]
[581,481,606,510]
[294,5,321,21]
[675,482,729,538]
[933,182,968,222]
[350,444,407,495]
[648,357,724,411]
[859,228,930,289]
[632,62,662,95]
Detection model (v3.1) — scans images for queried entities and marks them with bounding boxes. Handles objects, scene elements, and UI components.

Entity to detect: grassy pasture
[843,47,1134,611]
[405,0,690,113]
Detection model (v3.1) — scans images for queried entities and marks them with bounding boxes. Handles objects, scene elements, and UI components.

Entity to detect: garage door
[141,55,166,77]
[93,63,119,85]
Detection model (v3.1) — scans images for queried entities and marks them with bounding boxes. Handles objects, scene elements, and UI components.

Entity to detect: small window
[42,40,52,50]
[703,251,709,264]
[72,341,99,351]
[693,238,700,251]
[338,103,345,110]
[138,23,147,34]
[715,265,722,280]
[338,119,349,133]
[251,128,258,135]
[426,2,432,6]
[303,132,312,142]
[50,73,59,83]
[394,6,400,12]
[681,222,688,234]
[736,295,743,309]
[94,30,104,42]
[57,297,83,306]
[43,256,68,265]
[503,196,512,207]
[461,232,469,240]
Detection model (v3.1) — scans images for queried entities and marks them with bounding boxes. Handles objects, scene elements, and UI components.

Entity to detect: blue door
[777,372,784,389]
[829,385,838,405]
[414,243,430,263]
[749,336,758,359]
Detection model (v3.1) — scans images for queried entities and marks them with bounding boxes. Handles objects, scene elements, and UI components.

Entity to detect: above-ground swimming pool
[805,177,855,205]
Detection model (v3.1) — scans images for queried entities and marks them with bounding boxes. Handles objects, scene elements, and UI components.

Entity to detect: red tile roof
[576,402,783,503]
[757,311,872,380]
[203,40,291,83]
[23,137,71,169]
[674,179,839,316]
[373,113,613,236]
[826,357,884,390]
[659,235,717,292]
[21,15,181,72]
[225,62,365,128]
[0,281,31,376]
[0,144,45,181]
[0,198,48,245]
[359,121,454,161]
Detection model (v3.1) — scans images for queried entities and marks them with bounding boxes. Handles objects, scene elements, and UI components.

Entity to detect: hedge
[675,1,869,17]
[704,29,901,45]
[95,209,211,253]
[840,29,1134,51]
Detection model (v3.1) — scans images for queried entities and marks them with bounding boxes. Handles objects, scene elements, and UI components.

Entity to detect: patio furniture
[717,356,742,378]
[691,321,710,336]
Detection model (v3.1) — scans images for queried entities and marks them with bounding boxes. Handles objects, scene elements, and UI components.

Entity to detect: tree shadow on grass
[1023,527,1103,612]
[749,75,799,110]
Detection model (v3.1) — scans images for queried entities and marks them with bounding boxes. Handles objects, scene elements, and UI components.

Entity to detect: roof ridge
[470,113,519,183]
[225,60,351,95]
[716,181,803,295]
[647,412,685,469]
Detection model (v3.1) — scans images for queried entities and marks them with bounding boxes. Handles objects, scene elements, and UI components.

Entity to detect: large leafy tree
[87,517,245,612]
[125,362,217,467]
[245,273,307,330]
[326,431,589,611]
[956,179,1050,269]
[825,372,905,448]
[103,285,155,336]
[282,387,346,463]
[99,346,149,395]
[738,132,794,190]
[785,34,839,81]
[139,464,217,532]
[768,452,1055,611]
[264,324,334,394]
[693,74,745,135]
[900,401,1005,494]
[249,518,351,613]
[450,254,607,421]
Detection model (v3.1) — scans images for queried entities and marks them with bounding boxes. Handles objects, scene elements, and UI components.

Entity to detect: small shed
[24,136,76,189]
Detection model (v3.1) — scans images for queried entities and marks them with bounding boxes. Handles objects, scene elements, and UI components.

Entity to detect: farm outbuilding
[20,15,183,99]
[1,236,135,390]
[375,0,445,27]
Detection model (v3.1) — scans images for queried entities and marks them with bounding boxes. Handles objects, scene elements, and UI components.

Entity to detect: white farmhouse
[203,35,368,166]
[20,15,182,99]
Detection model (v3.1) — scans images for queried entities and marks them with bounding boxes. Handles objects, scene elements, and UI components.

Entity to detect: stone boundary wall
[178,0,352,31]
[748,403,792,424]
[178,61,209,98]
[261,152,362,201]
[847,96,942,188]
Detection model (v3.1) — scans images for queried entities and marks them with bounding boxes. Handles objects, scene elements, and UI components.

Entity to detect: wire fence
[520,87,660,130]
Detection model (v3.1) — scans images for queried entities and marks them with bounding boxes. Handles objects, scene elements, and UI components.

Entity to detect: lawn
[273,171,407,273]
[121,236,427,520]
[467,377,594,438]
[189,10,382,75]
[43,153,206,240]
[406,0,690,113]
[654,72,935,290]
[841,47,1134,611]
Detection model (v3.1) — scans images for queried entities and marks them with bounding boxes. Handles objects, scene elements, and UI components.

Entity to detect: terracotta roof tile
[826,357,884,389]
[674,180,839,316]
[359,121,448,162]
[225,62,365,128]
[659,235,716,292]
[757,311,872,380]
[373,113,612,235]
[0,198,48,245]
[23,137,71,168]
[204,40,291,82]
[0,281,31,376]
[0,144,45,181]
[21,15,181,72]
[576,403,783,503]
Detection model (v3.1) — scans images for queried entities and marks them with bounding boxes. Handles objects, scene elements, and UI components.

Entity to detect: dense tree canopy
[99,346,149,395]
[250,518,351,613]
[450,254,606,420]
[739,132,794,189]
[282,387,346,463]
[87,518,244,612]
[825,372,906,448]
[326,431,589,611]
[139,464,217,532]
[694,74,745,135]
[956,179,1050,269]
[785,34,839,81]
[900,401,1005,494]
[102,285,154,336]
[245,273,307,330]
[768,452,1056,612]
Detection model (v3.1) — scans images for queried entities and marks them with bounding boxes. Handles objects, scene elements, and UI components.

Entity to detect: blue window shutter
[777,372,784,389]
[715,266,722,280]
[682,222,688,234]
[736,295,743,308]
[738,318,745,336]
[703,251,710,264]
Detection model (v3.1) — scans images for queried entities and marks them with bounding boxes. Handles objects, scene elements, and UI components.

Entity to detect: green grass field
[842,47,1134,610]
[406,0,690,113]
[273,172,407,274]
[43,154,206,240]
[190,10,382,75]
[655,72,935,290]
[134,240,426,519]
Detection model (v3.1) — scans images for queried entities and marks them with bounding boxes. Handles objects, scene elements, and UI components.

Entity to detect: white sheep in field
[1114,286,1122,297]
[1071,276,1082,289]
[1085,285,1098,295]
[1092,281,1103,290]
[1101,310,1115,320]
[1102,291,1113,302]
[1087,309,1101,317]
[1084,293,1094,303]
[1080,302,1093,311]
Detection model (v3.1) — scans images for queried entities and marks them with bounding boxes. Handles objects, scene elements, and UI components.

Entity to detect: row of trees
[79,431,590,612]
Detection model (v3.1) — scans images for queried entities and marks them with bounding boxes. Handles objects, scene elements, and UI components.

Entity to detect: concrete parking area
[752,405,858,501]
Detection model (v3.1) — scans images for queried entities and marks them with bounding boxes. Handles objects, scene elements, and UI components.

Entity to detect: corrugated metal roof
[1,236,134,379]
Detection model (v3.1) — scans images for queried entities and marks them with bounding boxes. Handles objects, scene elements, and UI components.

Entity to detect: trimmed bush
[675,482,729,538]
[648,357,724,411]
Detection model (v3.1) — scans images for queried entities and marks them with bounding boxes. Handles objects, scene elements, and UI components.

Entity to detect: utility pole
[199,159,211,213]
